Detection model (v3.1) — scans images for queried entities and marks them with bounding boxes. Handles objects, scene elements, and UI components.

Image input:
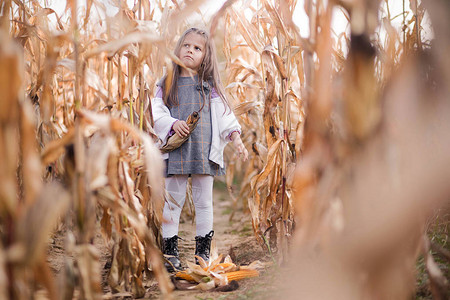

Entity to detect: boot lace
[164,235,180,256]
[195,230,214,255]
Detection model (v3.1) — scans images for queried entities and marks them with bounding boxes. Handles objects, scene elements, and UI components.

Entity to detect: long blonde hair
[163,27,229,110]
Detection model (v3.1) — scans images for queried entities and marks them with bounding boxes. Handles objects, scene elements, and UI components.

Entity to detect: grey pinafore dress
[166,76,225,177]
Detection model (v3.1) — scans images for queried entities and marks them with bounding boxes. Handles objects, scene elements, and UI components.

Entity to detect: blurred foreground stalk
[0,28,70,299]
[286,0,450,299]
[2,0,175,298]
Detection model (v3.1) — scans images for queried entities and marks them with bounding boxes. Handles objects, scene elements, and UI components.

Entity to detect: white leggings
[162,174,214,238]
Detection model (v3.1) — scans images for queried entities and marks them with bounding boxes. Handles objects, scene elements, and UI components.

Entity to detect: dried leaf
[41,128,75,165]
[195,255,208,269]
[262,0,291,40]
[231,8,264,53]
[85,32,164,58]
[17,183,70,265]
[209,271,228,287]
[189,280,215,291]
[75,244,102,299]
[168,0,209,28]
[424,236,449,299]
[210,0,240,37]
[233,101,261,116]
[185,261,210,277]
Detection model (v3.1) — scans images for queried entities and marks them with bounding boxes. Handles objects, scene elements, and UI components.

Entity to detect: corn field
[0,0,449,299]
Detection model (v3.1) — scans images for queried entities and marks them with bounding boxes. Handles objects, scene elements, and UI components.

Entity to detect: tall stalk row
[2,0,173,298]
[221,0,304,262]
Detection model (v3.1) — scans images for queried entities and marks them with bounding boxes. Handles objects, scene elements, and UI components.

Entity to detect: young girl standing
[151,27,248,271]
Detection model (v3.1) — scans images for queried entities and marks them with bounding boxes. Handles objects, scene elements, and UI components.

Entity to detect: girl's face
[178,32,206,76]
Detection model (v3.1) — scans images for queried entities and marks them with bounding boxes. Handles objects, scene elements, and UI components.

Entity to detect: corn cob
[210,262,236,273]
[160,111,200,153]
[175,263,249,282]
[225,269,259,281]
[175,271,194,282]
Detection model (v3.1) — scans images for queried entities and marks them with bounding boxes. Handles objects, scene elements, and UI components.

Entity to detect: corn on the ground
[175,267,259,283]
[175,271,197,282]
[210,262,236,273]
[225,269,259,281]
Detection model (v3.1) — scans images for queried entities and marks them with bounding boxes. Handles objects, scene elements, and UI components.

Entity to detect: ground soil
[43,180,279,299]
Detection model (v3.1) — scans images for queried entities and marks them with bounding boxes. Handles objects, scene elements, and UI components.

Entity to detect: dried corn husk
[160,111,200,153]
[174,251,263,291]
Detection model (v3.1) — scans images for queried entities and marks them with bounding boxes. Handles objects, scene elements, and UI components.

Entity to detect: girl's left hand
[231,132,248,161]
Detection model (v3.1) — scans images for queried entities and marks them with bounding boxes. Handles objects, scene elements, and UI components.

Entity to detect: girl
[151,27,248,271]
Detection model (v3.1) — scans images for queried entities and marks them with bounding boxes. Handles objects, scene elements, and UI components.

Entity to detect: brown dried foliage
[285,0,450,299]
[0,0,449,299]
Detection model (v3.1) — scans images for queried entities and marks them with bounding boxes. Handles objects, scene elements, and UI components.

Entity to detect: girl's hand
[173,120,190,137]
[231,132,249,161]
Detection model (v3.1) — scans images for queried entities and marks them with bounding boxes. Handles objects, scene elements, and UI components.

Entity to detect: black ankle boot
[195,230,214,264]
[163,235,182,272]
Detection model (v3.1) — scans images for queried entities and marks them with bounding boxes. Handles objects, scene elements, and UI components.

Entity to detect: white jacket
[151,88,241,168]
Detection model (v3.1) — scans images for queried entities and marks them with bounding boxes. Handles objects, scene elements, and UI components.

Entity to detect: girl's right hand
[230,132,249,161]
[173,120,190,137]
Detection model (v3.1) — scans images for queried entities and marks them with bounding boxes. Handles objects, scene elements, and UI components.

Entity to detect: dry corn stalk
[160,110,200,153]
[0,26,71,299]
[283,0,450,299]
[221,1,302,262]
